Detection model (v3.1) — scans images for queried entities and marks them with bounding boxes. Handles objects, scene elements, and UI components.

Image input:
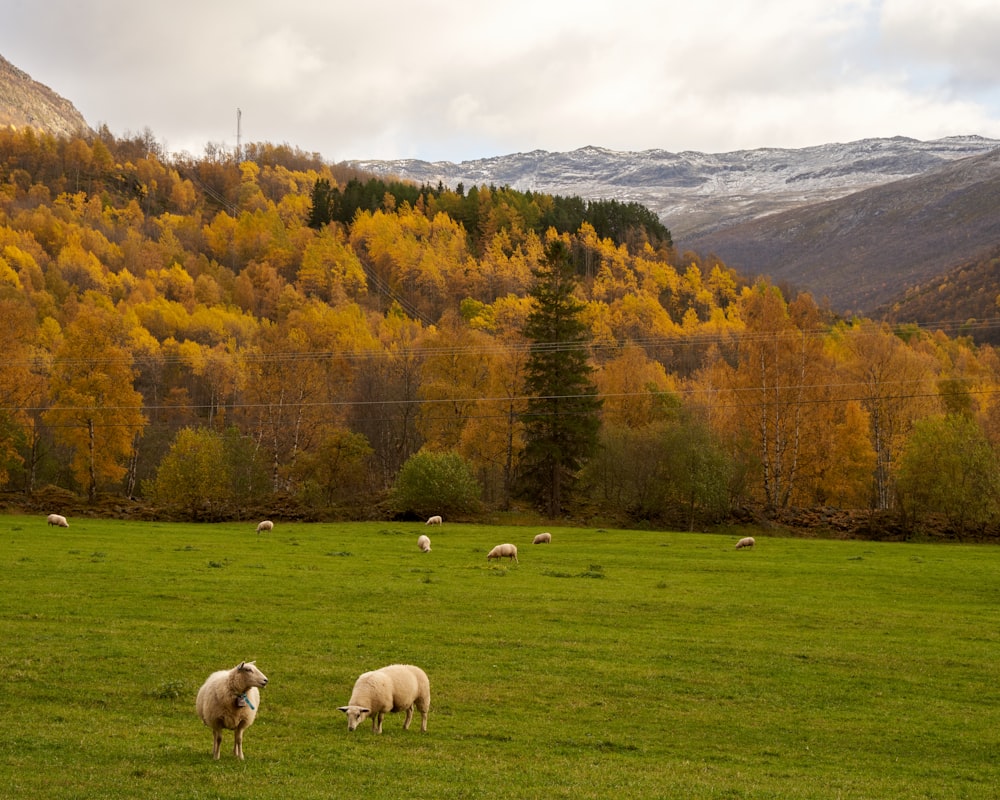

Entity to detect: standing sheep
[532,532,552,544]
[339,664,430,733]
[417,534,431,552]
[256,520,274,534]
[46,514,69,528]
[487,543,518,563]
[735,536,756,549]
[195,661,269,760]
[426,515,442,525]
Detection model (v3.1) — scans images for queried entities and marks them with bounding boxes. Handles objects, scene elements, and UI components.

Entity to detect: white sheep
[256,520,274,533]
[417,534,431,552]
[735,536,756,549]
[532,532,552,544]
[487,543,518,563]
[46,514,68,528]
[339,664,430,733]
[425,515,442,525]
[195,660,269,760]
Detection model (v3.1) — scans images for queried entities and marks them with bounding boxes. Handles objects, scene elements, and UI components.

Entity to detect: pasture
[1,515,998,798]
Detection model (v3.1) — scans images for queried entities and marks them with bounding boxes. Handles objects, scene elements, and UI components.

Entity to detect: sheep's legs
[403,707,413,730]
[373,712,384,733]
[234,723,247,759]
[211,729,223,760]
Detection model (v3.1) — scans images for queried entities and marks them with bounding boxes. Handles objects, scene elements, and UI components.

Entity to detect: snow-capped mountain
[345,136,1000,241]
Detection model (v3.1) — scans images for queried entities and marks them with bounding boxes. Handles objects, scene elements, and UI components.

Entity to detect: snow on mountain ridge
[346,136,1000,240]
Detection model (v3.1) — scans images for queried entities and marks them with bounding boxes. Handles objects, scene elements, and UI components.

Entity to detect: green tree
[307,178,335,229]
[390,450,482,519]
[292,425,373,508]
[896,414,1000,537]
[145,427,230,517]
[519,239,602,515]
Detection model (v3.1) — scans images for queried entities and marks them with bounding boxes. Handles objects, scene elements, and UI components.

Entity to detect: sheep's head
[338,705,372,731]
[236,661,269,690]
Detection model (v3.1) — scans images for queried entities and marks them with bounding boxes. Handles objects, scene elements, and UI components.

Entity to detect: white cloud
[1,0,998,161]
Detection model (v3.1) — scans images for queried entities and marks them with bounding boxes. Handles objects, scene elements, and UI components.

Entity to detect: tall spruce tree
[520,240,603,516]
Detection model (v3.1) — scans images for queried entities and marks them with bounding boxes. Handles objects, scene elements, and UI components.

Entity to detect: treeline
[308,176,673,257]
[2,125,1000,537]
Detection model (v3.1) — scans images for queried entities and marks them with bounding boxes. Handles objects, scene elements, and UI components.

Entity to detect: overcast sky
[3,0,1000,163]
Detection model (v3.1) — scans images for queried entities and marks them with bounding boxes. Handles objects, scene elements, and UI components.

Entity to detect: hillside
[0,54,92,137]
[878,246,1000,344]
[680,148,1000,315]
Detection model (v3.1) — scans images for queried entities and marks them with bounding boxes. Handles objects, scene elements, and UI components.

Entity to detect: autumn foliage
[2,126,1000,536]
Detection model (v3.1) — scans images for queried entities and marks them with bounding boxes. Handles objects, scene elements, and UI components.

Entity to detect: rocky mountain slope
[683,148,1000,314]
[0,54,92,138]
[346,136,999,241]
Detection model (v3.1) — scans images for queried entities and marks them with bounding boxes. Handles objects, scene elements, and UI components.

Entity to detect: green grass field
[1,516,998,799]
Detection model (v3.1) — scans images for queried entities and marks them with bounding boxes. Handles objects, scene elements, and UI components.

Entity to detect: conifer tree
[519,240,602,515]
[307,178,334,229]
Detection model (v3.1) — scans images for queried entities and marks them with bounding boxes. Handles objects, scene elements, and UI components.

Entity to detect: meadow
[1,515,998,799]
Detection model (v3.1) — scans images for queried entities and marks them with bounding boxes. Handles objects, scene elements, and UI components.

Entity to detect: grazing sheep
[532,532,552,544]
[426,515,442,525]
[256,520,274,533]
[46,514,69,528]
[417,534,431,552]
[487,543,518,563]
[339,664,430,733]
[195,661,269,760]
[735,536,756,549]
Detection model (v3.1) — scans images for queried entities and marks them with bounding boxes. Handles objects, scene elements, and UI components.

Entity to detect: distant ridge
[0,53,92,138]
[345,136,1000,241]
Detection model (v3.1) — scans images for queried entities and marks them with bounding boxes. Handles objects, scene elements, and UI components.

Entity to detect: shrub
[390,450,482,518]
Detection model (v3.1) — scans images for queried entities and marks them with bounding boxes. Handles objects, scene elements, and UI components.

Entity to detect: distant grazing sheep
[417,534,431,552]
[46,514,68,528]
[339,664,430,733]
[532,532,551,544]
[426,515,442,525]
[487,543,518,563]
[735,536,756,549]
[256,520,273,533]
[195,661,269,760]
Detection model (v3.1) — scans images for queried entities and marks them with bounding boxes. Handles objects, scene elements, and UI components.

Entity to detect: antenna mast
[236,108,242,162]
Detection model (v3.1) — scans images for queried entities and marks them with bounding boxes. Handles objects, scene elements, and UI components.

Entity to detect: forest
[2,124,1000,537]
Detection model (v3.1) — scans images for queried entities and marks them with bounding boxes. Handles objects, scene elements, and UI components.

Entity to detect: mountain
[345,136,1000,241]
[683,148,1000,314]
[0,54,92,138]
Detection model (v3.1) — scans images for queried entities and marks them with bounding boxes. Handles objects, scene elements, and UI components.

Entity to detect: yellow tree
[595,344,675,429]
[44,293,148,499]
[0,297,47,488]
[709,284,832,510]
[836,321,940,509]
[417,313,494,452]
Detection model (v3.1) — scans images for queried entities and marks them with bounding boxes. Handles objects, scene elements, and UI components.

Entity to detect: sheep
[339,664,430,733]
[256,520,274,534]
[487,543,518,563]
[417,534,431,552]
[46,514,69,528]
[735,536,756,549]
[195,661,269,760]
[532,532,552,544]
[425,515,442,525]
